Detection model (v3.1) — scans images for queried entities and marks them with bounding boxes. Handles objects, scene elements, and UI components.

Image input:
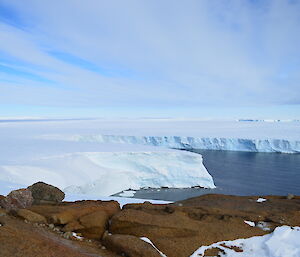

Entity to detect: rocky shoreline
[0,182,299,257]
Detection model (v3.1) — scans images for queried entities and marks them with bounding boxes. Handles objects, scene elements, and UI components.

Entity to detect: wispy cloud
[0,0,299,117]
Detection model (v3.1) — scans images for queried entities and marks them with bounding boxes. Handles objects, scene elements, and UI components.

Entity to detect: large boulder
[102,233,163,257]
[0,189,33,211]
[28,182,65,204]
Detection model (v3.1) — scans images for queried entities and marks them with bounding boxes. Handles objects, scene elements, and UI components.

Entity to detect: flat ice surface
[0,118,299,139]
[4,118,296,153]
[191,226,300,257]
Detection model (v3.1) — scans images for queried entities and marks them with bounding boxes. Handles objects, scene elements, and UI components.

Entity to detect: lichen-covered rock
[17,209,47,223]
[28,182,65,204]
[103,233,162,257]
[0,189,33,211]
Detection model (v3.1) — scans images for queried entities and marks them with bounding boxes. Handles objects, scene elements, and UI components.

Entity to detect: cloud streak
[0,0,299,117]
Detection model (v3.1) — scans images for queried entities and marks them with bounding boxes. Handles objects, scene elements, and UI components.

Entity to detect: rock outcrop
[0,211,119,257]
[29,200,120,240]
[28,182,65,204]
[1,185,300,257]
[109,194,300,257]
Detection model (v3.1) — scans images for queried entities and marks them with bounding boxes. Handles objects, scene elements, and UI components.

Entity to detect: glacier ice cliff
[75,135,300,153]
[0,150,215,196]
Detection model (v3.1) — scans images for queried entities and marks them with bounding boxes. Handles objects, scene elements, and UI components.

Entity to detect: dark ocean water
[132,150,300,201]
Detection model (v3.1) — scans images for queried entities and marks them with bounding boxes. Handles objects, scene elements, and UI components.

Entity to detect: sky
[0,0,300,119]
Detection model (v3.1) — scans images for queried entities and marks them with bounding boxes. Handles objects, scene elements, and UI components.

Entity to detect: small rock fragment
[63,231,73,239]
[48,223,55,229]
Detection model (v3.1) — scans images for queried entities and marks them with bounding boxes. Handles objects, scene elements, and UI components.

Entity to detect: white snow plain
[33,119,300,153]
[190,226,300,257]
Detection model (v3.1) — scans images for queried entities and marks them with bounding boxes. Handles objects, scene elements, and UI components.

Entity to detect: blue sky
[0,0,300,119]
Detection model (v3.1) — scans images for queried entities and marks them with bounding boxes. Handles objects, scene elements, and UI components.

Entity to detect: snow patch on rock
[191,226,300,257]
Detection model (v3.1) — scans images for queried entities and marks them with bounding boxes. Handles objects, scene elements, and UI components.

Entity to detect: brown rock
[30,201,120,225]
[28,182,65,204]
[110,204,271,256]
[204,247,225,257]
[77,210,109,239]
[79,210,109,228]
[62,220,85,232]
[28,200,120,240]
[52,206,106,225]
[77,227,106,240]
[0,208,7,217]
[17,209,47,223]
[0,188,33,211]
[111,194,300,257]
[102,233,162,257]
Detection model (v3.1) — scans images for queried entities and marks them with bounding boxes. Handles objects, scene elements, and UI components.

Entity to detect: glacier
[0,149,215,196]
[73,134,300,153]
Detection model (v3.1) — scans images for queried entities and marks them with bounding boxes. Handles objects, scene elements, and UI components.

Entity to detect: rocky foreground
[0,182,299,257]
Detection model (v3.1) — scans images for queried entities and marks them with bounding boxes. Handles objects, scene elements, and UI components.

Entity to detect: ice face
[75,134,300,153]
